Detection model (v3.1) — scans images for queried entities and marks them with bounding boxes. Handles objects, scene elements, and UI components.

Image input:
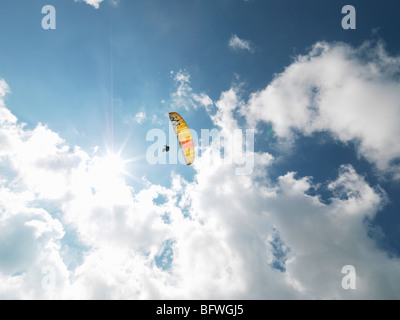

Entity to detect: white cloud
[170,70,213,111]
[1,38,400,299]
[229,34,254,52]
[192,93,213,108]
[0,185,70,299]
[244,40,400,178]
[186,84,400,299]
[74,0,104,9]
[0,79,9,99]
[133,111,146,124]
[268,166,400,299]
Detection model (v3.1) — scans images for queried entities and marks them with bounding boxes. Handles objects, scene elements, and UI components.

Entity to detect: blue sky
[0,0,400,299]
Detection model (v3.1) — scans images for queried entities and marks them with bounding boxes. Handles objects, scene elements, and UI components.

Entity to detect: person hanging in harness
[162,145,170,152]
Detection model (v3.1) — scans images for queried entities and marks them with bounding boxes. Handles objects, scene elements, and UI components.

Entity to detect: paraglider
[162,145,170,152]
[169,112,194,165]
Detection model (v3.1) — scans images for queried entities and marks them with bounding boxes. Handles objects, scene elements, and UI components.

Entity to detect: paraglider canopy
[169,112,194,165]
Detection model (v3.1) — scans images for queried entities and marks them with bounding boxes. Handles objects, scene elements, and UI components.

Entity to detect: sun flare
[101,153,126,178]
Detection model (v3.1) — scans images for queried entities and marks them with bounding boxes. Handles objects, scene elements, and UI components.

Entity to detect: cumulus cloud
[229,34,254,52]
[0,82,172,298]
[244,40,400,178]
[174,92,399,299]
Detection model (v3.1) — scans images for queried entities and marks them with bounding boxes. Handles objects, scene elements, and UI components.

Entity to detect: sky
[0,0,400,299]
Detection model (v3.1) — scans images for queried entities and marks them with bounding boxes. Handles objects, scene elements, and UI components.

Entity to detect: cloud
[1,38,400,299]
[0,178,69,298]
[74,0,104,9]
[244,40,400,178]
[133,111,146,124]
[192,93,213,109]
[186,84,400,299]
[109,0,120,7]
[170,70,213,111]
[0,85,172,298]
[0,79,9,99]
[268,165,400,298]
[229,34,254,52]
[162,74,399,299]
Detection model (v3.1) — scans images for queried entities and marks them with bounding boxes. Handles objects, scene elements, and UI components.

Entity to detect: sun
[94,138,142,184]
[89,151,130,188]
[101,153,126,178]
[88,151,132,204]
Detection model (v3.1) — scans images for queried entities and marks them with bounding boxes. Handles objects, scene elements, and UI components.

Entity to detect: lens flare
[101,153,126,178]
